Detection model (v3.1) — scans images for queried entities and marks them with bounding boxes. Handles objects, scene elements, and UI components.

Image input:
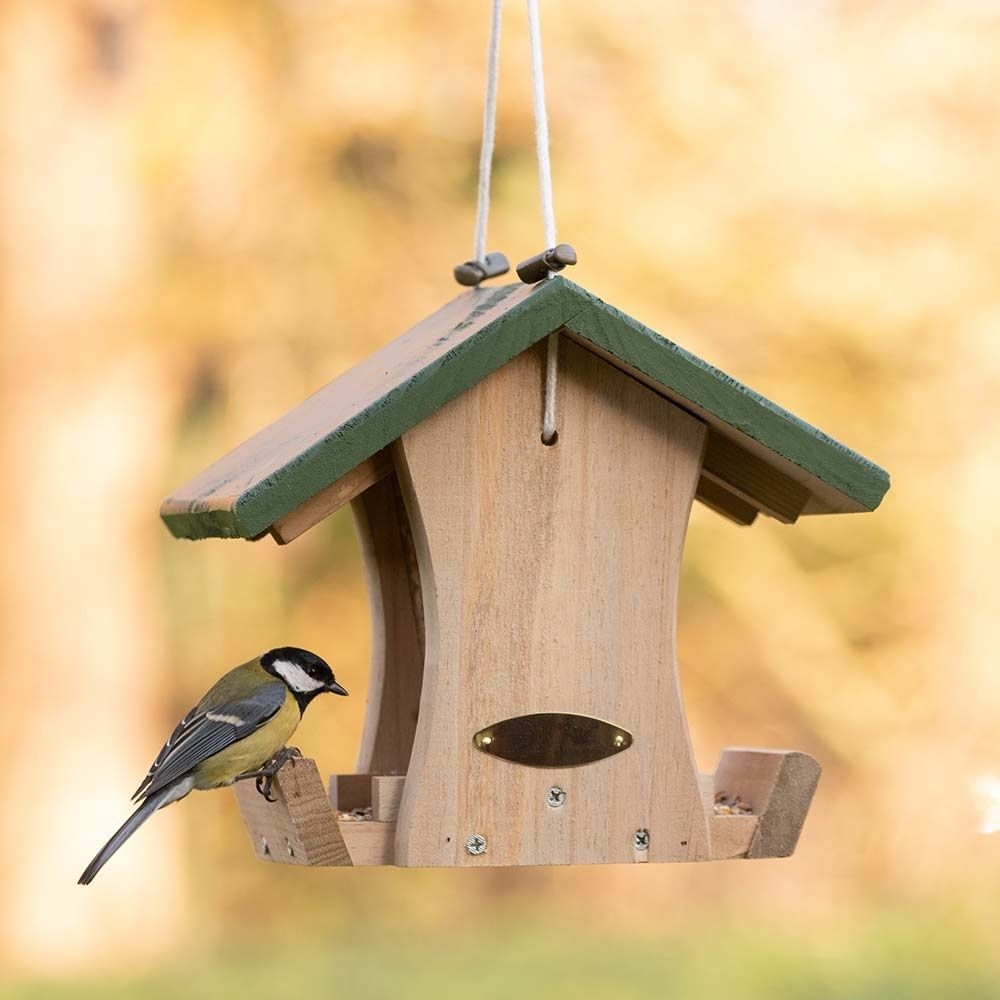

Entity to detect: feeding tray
[163,278,888,867]
[233,749,820,867]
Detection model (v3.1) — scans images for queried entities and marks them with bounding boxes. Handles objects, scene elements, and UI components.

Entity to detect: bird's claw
[252,746,302,801]
[255,773,277,802]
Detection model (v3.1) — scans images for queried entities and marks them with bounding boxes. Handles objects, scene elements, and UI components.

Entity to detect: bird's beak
[328,680,349,697]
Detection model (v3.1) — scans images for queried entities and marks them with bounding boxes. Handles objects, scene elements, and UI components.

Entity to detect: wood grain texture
[563,334,865,522]
[271,450,392,544]
[328,773,374,813]
[699,772,715,813]
[162,282,548,540]
[235,761,396,866]
[394,338,711,867]
[372,776,406,822]
[713,748,821,859]
[710,815,759,860]
[339,821,395,866]
[328,775,405,822]
[234,757,352,866]
[702,433,809,524]
[695,476,759,527]
[351,472,424,776]
[161,277,889,541]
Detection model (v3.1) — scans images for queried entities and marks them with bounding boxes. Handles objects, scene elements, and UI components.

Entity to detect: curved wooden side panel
[394,338,710,867]
[350,473,425,776]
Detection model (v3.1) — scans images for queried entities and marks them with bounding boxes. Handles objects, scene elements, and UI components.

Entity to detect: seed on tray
[714,791,753,815]
[337,806,374,821]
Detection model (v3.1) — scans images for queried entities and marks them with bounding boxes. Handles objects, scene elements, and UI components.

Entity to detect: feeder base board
[339,820,396,866]
[234,751,819,868]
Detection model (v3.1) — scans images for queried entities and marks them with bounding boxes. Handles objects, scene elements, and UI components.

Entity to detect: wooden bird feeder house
[162,278,889,869]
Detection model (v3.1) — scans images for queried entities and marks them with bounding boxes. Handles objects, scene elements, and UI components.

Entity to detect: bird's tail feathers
[78,778,192,885]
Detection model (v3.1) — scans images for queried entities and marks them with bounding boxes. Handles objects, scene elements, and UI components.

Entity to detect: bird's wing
[132,682,287,801]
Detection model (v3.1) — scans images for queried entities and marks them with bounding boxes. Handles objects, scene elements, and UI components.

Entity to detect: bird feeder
[161,278,889,869]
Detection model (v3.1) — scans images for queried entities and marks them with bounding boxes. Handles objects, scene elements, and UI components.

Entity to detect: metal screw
[633,828,650,851]
[547,786,566,808]
[286,839,295,858]
[465,834,487,856]
[260,836,270,857]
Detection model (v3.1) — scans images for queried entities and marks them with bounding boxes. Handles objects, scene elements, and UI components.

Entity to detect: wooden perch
[234,758,352,867]
[235,761,396,867]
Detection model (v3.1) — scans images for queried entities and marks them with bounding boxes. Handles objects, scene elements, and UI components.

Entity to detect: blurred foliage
[5,905,1000,999]
[1,0,999,988]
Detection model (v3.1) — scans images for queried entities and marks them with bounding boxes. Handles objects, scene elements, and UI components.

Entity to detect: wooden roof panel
[161,278,889,540]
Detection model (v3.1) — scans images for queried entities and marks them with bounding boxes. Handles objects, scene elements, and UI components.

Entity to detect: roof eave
[161,277,890,541]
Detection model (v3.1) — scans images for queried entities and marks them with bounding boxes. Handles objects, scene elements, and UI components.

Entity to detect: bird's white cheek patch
[272,659,325,694]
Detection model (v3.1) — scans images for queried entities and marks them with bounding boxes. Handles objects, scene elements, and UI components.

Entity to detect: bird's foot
[254,774,276,802]
[253,746,302,802]
[234,747,304,802]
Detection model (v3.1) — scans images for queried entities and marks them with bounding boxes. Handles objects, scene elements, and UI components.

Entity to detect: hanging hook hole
[541,430,559,447]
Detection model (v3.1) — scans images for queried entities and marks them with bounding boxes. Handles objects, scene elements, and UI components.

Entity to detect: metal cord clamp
[516,243,577,284]
[454,251,511,287]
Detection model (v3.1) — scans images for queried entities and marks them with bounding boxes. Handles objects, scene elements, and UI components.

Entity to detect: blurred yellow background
[1,0,999,996]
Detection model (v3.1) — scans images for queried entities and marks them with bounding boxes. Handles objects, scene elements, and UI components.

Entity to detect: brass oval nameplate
[473,713,633,768]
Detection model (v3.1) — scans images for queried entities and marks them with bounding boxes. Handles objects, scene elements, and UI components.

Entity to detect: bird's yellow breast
[192,691,300,790]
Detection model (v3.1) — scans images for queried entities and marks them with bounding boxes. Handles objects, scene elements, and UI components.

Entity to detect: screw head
[547,786,567,808]
[465,834,487,856]
[633,828,650,851]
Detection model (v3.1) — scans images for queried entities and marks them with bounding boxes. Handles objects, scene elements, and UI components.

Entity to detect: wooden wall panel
[394,337,710,867]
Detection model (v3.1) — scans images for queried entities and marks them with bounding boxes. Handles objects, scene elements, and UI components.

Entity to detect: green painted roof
[161,277,889,541]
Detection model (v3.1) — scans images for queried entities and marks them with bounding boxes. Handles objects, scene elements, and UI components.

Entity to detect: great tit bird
[79,646,347,885]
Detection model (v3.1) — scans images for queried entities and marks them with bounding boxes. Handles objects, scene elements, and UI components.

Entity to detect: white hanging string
[473,0,504,264]
[526,0,560,443]
[540,327,560,442]
[526,0,556,248]
[470,0,561,442]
